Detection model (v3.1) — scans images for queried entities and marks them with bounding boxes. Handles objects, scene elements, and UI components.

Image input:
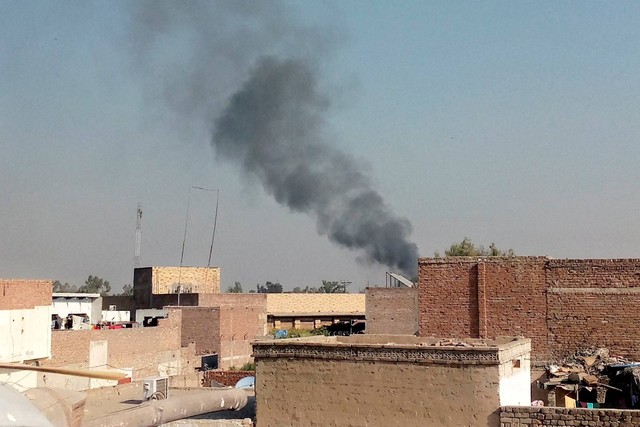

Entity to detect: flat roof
[253,335,531,365]
[268,312,365,317]
[53,293,101,298]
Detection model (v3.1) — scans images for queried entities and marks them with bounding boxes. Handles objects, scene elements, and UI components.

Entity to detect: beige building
[265,293,365,329]
[253,335,531,427]
[133,267,221,308]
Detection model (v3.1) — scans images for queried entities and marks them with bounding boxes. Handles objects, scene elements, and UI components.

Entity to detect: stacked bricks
[501,406,640,426]
[202,370,254,387]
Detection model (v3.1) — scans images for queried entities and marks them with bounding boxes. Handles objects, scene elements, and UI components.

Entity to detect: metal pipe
[0,363,126,381]
[83,388,248,427]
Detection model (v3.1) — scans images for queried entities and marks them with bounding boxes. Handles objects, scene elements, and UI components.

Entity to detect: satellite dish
[234,376,255,389]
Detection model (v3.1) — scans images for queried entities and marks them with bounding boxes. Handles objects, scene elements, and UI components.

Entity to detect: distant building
[52,293,102,327]
[133,266,221,309]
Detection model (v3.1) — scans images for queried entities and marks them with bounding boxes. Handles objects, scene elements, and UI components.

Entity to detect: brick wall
[419,258,481,338]
[266,293,365,315]
[419,257,640,361]
[197,294,268,369]
[365,287,418,335]
[501,406,640,426]
[0,279,52,309]
[180,307,221,355]
[43,308,197,379]
[199,293,267,311]
[154,266,220,294]
[219,306,265,369]
[202,370,254,387]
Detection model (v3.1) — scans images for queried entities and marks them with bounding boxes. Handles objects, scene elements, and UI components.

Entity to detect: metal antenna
[178,186,218,300]
[207,189,219,268]
[177,187,192,306]
[134,202,143,268]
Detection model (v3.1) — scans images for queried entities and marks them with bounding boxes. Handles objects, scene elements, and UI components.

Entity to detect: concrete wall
[266,293,365,315]
[501,406,640,426]
[418,257,640,361]
[0,305,51,363]
[101,310,130,322]
[254,336,530,427]
[365,287,418,334]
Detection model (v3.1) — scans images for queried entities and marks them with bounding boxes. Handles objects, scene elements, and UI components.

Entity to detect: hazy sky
[2,1,640,292]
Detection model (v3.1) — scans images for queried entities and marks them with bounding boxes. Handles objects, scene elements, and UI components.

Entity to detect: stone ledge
[254,336,530,366]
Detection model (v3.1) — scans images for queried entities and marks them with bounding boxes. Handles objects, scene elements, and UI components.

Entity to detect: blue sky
[2,1,639,292]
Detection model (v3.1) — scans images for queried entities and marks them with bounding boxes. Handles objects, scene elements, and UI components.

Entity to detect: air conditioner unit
[142,376,168,401]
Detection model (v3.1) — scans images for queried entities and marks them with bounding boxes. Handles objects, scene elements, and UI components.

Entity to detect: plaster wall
[254,336,530,427]
[101,311,130,322]
[52,296,102,324]
[498,355,531,406]
[0,305,51,362]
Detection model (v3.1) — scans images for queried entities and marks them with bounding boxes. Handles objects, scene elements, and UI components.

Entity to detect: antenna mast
[134,202,143,268]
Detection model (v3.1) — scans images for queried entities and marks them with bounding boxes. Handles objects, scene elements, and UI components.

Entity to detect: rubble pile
[544,348,640,409]
[547,348,622,389]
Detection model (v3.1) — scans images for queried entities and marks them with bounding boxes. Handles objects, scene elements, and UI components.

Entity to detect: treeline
[52,275,132,296]
[226,280,351,294]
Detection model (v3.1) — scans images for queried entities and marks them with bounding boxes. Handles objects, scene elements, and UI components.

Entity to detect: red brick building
[419,257,640,362]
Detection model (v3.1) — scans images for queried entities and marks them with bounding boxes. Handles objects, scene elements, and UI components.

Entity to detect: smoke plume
[131,1,419,276]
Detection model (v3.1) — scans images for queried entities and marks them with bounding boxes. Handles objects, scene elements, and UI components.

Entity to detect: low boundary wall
[501,406,640,426]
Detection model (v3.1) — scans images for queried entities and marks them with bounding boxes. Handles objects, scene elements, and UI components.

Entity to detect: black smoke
[131,1,419,276]
[214,57,418,276]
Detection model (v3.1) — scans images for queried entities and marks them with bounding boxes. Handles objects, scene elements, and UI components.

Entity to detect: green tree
[120,284,133,296]
[78,275,111,296]
[52,280,77,293]
[292,286,317,293]
[318,280,349,293]
[256,281,283,293]
[226,282,243,293]
[441,238,514,257]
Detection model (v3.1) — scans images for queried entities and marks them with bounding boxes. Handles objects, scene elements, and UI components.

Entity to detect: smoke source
[132,1,419,277]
